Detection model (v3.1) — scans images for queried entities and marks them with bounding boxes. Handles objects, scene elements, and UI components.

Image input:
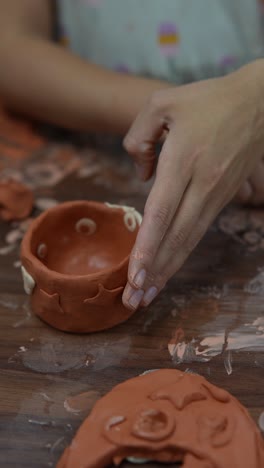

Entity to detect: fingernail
[133,269,146,288]
[143,286,158,306]
[243,181,253,202]
[140,142,151,153]
[128,289,144,310]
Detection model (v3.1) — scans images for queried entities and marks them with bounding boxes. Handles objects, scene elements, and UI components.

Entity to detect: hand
[236,156,264,205]
[122,60,264,311]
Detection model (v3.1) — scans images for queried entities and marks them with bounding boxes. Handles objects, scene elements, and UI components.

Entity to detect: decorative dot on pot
[20,201,142,333]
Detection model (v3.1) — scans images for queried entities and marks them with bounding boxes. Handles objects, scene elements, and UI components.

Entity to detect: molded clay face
[20,201,141,332]
[57,369,264,468]
[0,180,33,221]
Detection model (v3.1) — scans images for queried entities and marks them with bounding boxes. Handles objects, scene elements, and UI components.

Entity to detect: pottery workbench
[0,137,263,467]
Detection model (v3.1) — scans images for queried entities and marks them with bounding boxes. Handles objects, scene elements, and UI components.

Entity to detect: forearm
[0,34,168,135]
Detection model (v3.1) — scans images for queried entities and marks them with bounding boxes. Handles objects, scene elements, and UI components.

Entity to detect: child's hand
[122,61,264,310]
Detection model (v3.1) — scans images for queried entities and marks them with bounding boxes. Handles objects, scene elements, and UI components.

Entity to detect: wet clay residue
[64,391,100,416]
[0,180,33,221]
[167,283,264,371]
[57,369,264,468]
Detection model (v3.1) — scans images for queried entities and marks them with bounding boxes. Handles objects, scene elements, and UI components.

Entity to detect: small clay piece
[20,201,141,333]
[243,231,261,246]
[57,369,264,468]
[0,180,33,221]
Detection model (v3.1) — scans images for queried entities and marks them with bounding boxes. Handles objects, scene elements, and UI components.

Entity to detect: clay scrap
[0,180,33,221]
[57,369,264,468]
[20,201,141,332]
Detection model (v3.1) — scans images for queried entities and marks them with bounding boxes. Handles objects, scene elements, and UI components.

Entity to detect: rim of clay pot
[21,200,135,281]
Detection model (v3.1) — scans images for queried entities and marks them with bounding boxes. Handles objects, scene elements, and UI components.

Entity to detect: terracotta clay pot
[20,201,141,333]
[57,369,264,468]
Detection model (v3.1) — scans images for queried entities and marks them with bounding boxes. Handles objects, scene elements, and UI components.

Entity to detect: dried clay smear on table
[57,368,264,468]
[20,201,141,333]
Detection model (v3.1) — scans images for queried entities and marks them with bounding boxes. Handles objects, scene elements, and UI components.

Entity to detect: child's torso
[57,0,264,82]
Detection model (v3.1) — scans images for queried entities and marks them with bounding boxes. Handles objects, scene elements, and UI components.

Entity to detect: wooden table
[0,139,263,467]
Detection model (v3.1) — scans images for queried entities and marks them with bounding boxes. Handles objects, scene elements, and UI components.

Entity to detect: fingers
[141,184,205,294]
[235,159,264,206]
[124,90,171,181]
[122,181,202,311]
[234,181,253,204]
[123,283,145,311]
[139,182,208,307]
[124,132,193,303]
[123,176,225,311]
[148,226,210,301]
[151,173,236,296]
[248,162,264,205]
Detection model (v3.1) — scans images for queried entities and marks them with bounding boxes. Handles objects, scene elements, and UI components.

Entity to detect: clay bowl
[20,201,142,333]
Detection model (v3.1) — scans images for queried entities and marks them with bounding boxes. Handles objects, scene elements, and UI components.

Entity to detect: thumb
[123,92,168,181]
[234,180,252,204]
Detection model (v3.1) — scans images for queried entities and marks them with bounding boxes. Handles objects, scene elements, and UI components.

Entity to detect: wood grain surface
[0,140,263,467]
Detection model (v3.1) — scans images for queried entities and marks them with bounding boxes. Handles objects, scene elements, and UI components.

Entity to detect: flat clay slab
[20,201,141,333]
[57,369,264,468]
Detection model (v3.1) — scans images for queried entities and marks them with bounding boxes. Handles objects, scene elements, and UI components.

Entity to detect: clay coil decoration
[20,201,141,332]
[57,369,264,468]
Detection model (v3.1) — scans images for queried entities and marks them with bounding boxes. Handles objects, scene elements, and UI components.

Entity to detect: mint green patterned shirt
[57,0,264,82]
